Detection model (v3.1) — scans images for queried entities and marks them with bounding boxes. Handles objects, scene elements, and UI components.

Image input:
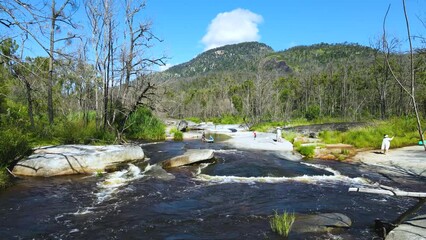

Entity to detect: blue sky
[6,0,425,71]
[143,0,426,70]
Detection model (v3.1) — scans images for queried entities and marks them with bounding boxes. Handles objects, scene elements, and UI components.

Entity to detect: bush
[0,127,32,168]
[283,131,298,143]
[270,210,296,237]
[252,121,286,132]
[318,118,425,149]
[297,145,316,158]
[170,128,183,141]
[125,107,166,141]
[305,105,320,121]
[184,117,202,124]
[32,119,115,146]
[0,168,13,189]
[208,114,243,124]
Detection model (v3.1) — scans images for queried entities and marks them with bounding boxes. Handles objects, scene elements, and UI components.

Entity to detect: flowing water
[1,140,425,239]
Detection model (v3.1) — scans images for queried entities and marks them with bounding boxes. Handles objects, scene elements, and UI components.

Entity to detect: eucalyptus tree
[383,1,425,150]
[0,0,80,125]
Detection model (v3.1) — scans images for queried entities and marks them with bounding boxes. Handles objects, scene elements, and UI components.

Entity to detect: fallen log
[348,187,426,198]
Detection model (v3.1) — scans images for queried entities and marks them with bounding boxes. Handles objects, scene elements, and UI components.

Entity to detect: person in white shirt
[381,134,394,154]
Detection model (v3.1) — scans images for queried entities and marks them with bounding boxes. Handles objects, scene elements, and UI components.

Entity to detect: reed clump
[270,210,296,237]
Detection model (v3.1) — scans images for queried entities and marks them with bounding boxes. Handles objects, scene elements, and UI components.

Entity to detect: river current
[1,139,425,239]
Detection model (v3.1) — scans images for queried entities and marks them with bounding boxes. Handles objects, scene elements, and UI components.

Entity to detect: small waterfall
[95,163,144,203]
[196,162,371,186]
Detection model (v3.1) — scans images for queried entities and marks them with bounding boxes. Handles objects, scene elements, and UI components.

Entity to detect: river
[0,139,425,239]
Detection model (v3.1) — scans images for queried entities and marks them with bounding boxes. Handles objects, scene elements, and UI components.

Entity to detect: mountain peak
[164,42,275,77]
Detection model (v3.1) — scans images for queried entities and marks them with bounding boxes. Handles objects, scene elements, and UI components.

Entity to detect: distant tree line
[160,42,426,125]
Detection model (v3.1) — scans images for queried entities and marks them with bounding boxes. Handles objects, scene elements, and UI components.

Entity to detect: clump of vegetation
[283,131,299,143]
[170,128,183,141]
[251,121,286,132]
[185,117,202,124]
[169,127,183,141]
[0,169,13,189]
[297,145,316,158]
[208,114,244,124]
[0,127,32,168]
[270,210,296,237]
[319,118,423,149]
[125,107,166,141]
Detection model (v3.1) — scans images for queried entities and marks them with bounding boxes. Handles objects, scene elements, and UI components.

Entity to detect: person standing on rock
[201,131,206,142]
[276,127,282,142]
[381,134,394,154]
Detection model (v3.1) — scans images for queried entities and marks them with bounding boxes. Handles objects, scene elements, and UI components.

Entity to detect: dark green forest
[159,42,426,124]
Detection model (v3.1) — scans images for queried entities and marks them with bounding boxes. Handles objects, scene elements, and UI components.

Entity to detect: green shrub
[125,107,166,141]
[270,210,296,237]
[305,105,320,121]
[0,127,32,168]
[184,117,202,123]
[252,121,286,132]
[173,131,183,141]
[283,131,298,143]
[0,168,13,189]
[293,141,302,149]
[297,145,316,158]
[318,118,425,149]
[34,119,115,145]
[208,114,243,124]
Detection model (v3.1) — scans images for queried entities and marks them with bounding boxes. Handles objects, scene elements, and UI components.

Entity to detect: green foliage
[173,131,183,141]
[270,210,296,237]
[319,118,424,148]
[49,120,115,145]
[0,127,32,168]
[184,117,202,123]
[305,105,320,121]
[169,127,183,141]
[293,141,302,149]
[208,114,243,124]
[164,42,274,77]
[297,145,316,158]
[0,168,13,189]
[125,107,166,141]
[252,121,285,132]
[283,131,298,143]
[231,95,243,114]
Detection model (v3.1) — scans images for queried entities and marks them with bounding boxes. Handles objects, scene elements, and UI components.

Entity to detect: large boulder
[12,145,144,177]
[162,149,214,168]
[386,215,426,240]
[292,213,352,234]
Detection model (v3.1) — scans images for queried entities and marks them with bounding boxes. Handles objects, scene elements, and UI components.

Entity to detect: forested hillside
[158,42,426,124]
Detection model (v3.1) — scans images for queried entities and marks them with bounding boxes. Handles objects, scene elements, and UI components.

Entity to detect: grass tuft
[270,210,296,237]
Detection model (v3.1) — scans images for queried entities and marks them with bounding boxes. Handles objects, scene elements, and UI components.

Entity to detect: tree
[383,1,425,150]
[1,0,79,125]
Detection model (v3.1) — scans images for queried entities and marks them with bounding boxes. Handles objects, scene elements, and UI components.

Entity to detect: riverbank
[349,145,426,181]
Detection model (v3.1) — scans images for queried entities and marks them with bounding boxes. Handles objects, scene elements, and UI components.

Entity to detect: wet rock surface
[161,149,215,168]
[386,214,426,240]
[12,145,144,177]
[292,213,352,234]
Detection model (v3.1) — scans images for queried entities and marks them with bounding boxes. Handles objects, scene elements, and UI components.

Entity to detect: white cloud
[201,8,263,51]
[159,63,173,71]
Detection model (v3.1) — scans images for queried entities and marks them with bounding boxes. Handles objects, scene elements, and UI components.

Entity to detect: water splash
[95,163,144,203]
[196,162,371,186]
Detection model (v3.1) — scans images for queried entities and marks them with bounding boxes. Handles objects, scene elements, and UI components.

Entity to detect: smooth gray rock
[292,213,352,233]
[386,215,426,240]
[162,149,214,168]
[144,164,175,180]
[12,145,144,177]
